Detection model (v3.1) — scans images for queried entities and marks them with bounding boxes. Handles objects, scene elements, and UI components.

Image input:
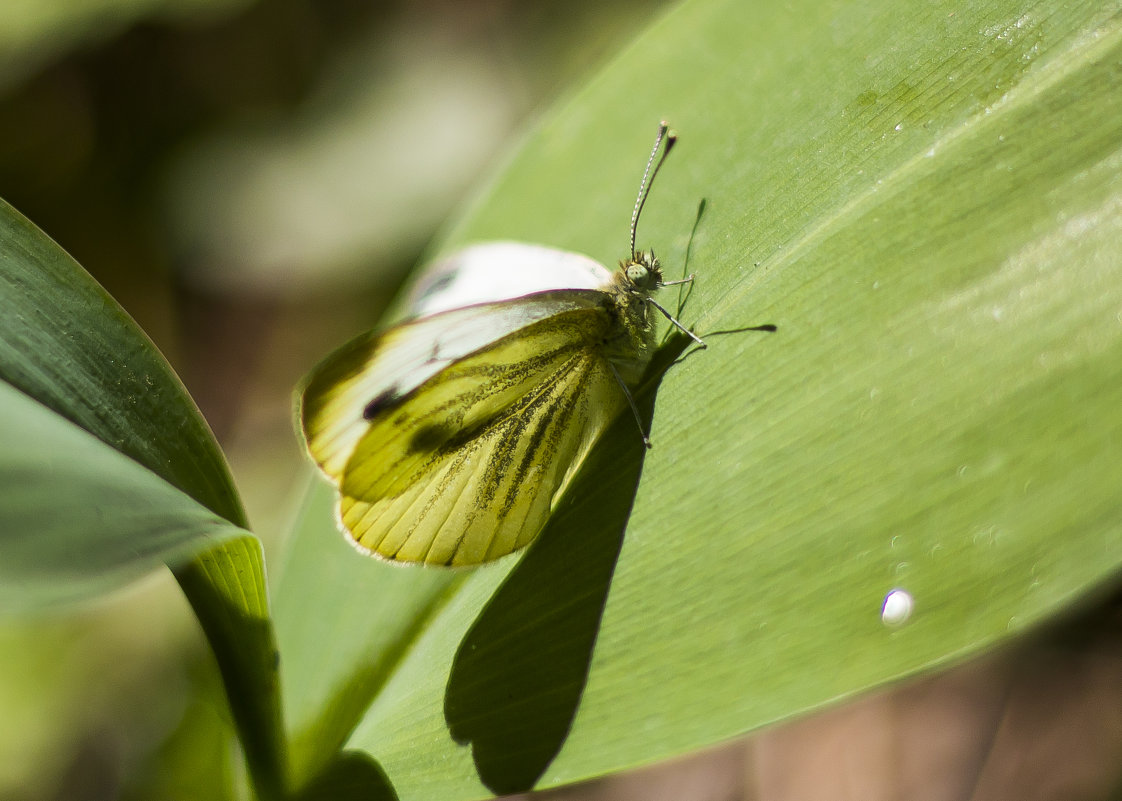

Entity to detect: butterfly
[299,122,703,566]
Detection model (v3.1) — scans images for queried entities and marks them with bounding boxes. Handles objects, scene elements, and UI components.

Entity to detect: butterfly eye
[625,253,662,290]
[626,263,649,285]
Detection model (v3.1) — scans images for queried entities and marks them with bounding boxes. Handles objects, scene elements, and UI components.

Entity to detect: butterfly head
[621,249,663,293]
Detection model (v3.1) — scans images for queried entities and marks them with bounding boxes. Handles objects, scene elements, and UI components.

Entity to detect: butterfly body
[299,123,698,566]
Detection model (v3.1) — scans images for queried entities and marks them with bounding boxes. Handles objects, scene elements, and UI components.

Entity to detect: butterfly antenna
[630,122,677,260]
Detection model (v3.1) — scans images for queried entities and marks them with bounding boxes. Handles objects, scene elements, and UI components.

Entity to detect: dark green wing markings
[337,306,627,565]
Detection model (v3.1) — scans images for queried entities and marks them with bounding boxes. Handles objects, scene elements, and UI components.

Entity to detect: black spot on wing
[363,387,403,420]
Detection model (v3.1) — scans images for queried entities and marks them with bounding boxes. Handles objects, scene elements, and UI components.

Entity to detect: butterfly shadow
[442,332,696,796]
[291,749,398,801]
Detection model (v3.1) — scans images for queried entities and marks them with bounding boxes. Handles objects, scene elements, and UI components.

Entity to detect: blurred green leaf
[0,198,284,798]
[279,0,1122,798]
[0,380,246,608]
[0,197,243,524]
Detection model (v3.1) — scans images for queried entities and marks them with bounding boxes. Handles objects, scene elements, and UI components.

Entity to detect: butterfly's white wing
[402,242,612,318]
[301,291,634,565]
[301,291,611,479]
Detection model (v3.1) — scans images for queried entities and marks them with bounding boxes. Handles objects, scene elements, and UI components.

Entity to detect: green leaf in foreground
[0,197,242,525]
[0,199,285,798]
[0,380,248,608]
[278,0,1122,798]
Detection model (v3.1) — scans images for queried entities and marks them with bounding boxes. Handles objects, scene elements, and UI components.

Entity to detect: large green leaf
[0,199,284,799]
[277,0,1122,798]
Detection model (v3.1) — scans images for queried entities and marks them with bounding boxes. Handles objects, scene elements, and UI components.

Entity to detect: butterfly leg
[647,295,706,348]
[606,361,653,449]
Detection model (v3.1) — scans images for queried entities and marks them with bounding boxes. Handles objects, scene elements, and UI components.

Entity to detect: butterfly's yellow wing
[301,293,631,565]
